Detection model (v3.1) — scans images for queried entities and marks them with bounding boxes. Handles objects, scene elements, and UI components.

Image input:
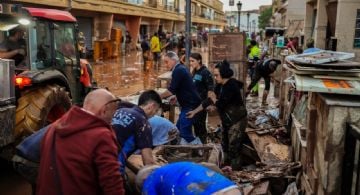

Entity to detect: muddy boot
[250,91,259,97]
[262,90,269,106]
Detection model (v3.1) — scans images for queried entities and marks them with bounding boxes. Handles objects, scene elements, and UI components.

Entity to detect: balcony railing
[111,0,225,22]
[195,0,223,11]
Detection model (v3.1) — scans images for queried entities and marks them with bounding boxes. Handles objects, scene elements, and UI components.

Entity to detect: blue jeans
[176,108,196,143]
[118,136,136,174]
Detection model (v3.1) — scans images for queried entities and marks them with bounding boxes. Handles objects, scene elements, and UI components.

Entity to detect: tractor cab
[0,4,88,105]
[0,5,94,140]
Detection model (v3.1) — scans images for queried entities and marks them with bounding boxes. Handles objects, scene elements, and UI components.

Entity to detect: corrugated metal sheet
[286,50,355,64]
[294,75,360,95]
[317,93,360,107]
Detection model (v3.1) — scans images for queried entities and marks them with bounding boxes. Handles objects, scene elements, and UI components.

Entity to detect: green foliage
[258,7,273,29]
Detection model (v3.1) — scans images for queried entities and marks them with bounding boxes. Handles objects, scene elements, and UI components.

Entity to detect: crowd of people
[13,48,253,194]
[4,25,286,194]
[140,30,208,71]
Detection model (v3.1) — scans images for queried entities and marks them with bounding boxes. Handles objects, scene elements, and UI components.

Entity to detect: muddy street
[92,48,209,97]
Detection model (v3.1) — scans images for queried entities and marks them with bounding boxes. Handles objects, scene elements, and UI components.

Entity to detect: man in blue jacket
[160,51,201,144]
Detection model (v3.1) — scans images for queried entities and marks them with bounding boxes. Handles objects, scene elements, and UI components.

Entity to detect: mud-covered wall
[312,93,360,195]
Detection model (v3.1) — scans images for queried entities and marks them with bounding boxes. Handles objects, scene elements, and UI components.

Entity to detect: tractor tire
[15,84,71,141]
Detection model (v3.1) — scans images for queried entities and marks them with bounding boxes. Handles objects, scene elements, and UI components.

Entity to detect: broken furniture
[126,144,222,173]
[280,51,360,194]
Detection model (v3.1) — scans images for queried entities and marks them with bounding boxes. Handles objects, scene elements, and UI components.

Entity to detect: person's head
[138,90,162,118]
[9,27,24,40]
[214,60,234,84]
[190,52,203,70]
[153,32,158,37]
[306,38,315,48]
[163,51,179,70]
[268,59,281,72]
[250,40,257,47]
[135,165,161,191]
[83,89,119,124]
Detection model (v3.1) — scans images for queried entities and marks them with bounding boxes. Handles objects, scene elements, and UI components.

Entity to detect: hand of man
[17,49,26,56]
[186,110,196,118]
[208,91,217,103]
[167,129,179,142]
[168,96,177,105]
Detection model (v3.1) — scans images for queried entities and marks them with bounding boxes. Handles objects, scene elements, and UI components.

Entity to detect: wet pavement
[92,47,209,97]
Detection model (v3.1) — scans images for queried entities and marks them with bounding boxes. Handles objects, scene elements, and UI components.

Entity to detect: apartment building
[13,0,225,51]
[304,0,360,61]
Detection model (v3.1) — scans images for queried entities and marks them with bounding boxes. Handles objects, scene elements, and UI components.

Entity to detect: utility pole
[185,0,191,66]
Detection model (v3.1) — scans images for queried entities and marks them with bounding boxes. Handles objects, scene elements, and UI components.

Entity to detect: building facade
[285,0,305,38]
[225,10,260,33]
[304,0,360,61]
[13,0,225,51]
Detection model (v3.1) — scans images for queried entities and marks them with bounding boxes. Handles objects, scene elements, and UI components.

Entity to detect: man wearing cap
[0,27,26,66]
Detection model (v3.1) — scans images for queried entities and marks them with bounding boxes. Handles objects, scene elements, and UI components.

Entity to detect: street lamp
[247,12,250,32]
[236,1,242,32]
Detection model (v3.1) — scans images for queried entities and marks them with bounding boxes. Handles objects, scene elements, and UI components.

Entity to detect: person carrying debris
[160,51,202,145]
[246,59,282,105]
[136,162,241,195]
[148,115,179,146]
[112,90,162,174]
[187,60,247,170]
[37,89,124,195]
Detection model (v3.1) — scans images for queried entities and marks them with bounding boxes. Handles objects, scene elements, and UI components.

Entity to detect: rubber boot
[250,83,259,97]
[262,90,269,106]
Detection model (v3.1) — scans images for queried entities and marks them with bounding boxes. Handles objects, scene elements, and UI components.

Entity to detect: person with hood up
[37,89,124,195]
[187,60,248,170]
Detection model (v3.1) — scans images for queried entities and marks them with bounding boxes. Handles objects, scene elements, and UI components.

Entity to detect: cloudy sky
[220,0,272,11]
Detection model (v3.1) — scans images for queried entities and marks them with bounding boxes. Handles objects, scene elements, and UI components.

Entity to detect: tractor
[0,4,93,153]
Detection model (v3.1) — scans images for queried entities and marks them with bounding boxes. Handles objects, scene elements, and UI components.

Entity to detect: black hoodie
[202,78,247,127]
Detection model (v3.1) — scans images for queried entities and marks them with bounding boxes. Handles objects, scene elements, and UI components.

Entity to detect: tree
[258,7,273,29]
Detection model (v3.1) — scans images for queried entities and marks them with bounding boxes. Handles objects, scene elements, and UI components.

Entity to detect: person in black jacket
[187,60,247,170]
[189,53,214,143]
[141,35,151,71]
[246,59,281,105]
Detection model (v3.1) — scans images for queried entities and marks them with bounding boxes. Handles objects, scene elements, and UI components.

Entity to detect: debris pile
[226,162,301,184]
[284,50,360,95]
[231,100,301,194]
